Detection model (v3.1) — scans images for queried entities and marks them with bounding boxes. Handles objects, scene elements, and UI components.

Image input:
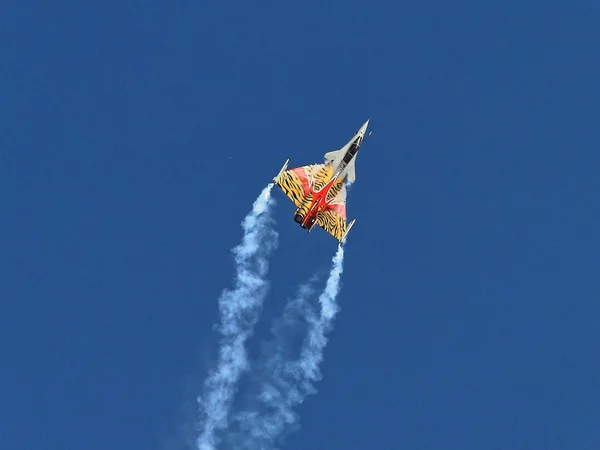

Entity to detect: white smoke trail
[230,245,345,449]
[195,184,278,450]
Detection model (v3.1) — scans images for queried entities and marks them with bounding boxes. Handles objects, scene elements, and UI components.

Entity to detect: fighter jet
[273,120,370,244]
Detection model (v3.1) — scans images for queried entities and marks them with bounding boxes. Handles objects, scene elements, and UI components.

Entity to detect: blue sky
[2,1,600,449]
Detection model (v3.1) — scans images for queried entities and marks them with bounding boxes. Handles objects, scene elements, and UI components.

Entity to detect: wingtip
[273,158,290,184]
[339,218,356,245]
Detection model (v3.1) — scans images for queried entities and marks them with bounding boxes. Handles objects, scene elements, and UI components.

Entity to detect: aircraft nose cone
[359,119,369,135]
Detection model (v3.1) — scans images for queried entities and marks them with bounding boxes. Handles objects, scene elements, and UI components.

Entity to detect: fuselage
[294,168,343,230]
[329,135,362,177]
[295,120,368,231]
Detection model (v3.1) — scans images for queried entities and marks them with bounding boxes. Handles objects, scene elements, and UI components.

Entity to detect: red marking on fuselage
[301,173,342,228]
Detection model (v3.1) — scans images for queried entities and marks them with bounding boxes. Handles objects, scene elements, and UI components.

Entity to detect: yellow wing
[317,179,348,240]
[276,163,331,207]
[317,209,347,240]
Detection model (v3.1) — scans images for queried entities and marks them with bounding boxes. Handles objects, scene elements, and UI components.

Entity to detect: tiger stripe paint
[273,119,369,242]
[317,209,347,240]
[275,161,350,241]
[277,167,307,207]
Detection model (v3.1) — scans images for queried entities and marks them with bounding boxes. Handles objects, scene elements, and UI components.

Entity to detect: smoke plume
[195,184,278,450]
[230,245,346,449]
